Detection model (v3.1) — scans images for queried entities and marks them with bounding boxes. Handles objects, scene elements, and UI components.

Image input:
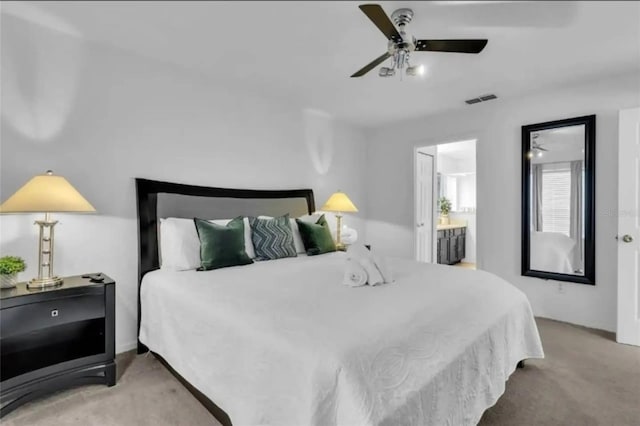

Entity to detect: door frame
[414,135,479,265]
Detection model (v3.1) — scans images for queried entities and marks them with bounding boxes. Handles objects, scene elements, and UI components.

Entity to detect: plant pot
[440,214,450,225]
[0,273,18,289]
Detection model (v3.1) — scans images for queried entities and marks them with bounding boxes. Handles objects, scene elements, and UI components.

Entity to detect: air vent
[465,94,498,105]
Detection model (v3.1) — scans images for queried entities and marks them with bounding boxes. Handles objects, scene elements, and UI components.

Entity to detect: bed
[136,178,544,426]
[530,231,578,274]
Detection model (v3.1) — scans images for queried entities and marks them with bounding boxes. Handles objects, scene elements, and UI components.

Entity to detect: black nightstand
[0,273,115,417]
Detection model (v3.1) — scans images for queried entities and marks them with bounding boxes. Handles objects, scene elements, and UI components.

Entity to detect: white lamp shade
[0,171,96,213]
[321,191,358,213]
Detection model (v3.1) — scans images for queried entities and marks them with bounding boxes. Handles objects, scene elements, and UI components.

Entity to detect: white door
[416,152,434,262]
[617,107,640,346]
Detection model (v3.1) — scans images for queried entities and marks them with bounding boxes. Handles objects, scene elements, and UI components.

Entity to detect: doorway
[415,140,477,268]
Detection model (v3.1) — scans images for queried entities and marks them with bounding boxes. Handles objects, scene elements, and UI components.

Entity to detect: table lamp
[0,170,95,289]
[320,191,358,249]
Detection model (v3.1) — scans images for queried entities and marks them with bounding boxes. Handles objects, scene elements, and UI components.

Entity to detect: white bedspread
[530,231,577,274]
[140,252,543,426]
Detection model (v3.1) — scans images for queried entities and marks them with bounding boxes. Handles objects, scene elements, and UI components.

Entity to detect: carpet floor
[2,318,639,426]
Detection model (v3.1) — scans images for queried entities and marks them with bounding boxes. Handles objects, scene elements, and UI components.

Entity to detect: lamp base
[28,276,63,289]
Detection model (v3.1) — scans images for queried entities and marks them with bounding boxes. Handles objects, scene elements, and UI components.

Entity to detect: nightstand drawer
[0,289,105,338]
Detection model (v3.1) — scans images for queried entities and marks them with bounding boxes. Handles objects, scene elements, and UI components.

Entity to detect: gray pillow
[249,214,297,261]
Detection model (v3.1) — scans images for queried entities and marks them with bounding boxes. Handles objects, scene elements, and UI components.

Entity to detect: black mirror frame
[521,115,596,285]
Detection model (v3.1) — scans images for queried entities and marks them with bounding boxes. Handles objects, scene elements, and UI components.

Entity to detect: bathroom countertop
[437,223,467,230]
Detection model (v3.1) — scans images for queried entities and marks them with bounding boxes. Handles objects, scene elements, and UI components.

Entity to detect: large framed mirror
[522,115,595,284]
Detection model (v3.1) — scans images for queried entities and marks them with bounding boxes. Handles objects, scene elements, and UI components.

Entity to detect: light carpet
[3,318,639,426]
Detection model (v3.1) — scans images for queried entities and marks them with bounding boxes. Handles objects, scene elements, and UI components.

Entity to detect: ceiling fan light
[379,67,395,77]
[406,65,426,77]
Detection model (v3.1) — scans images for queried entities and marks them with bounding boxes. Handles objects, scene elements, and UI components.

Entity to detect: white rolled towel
[360,257,384,286]
[373,254,394,284]
[343,259,368,287]
[346,243,371,261]
[346,244,385,286]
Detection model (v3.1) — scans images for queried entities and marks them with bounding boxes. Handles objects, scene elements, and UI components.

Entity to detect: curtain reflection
[569,160,584,273]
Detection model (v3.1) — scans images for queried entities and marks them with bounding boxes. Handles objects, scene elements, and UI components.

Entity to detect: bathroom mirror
[521,115,595,284]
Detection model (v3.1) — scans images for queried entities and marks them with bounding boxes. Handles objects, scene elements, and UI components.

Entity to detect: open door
[416,151,435,262]
[617,107,640,346]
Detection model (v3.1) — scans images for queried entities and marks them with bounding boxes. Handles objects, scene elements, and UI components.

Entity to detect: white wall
[436,153,477,211]
[366,71,640,332]
[0,17,368,353]
[456,174,476,211]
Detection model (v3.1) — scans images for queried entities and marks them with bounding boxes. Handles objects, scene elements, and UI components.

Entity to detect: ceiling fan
[532,134,548,151]
[351,4,488,78]
[529,134,548,158]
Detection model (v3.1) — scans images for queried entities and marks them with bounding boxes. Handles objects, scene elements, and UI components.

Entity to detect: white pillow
[159,217,256,271]
[159,218,200,271]
[289,219,307,254]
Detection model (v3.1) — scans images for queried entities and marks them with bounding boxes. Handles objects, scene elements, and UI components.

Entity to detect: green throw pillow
[194,217,254,270]
[295,214,336,256]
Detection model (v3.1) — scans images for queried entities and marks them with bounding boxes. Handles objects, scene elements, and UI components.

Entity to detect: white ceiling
[4,1,640,127]
[437,139,476,162]
[531,124,585,163]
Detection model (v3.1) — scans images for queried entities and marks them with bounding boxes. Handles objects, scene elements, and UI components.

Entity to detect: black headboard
[135,178,315,353]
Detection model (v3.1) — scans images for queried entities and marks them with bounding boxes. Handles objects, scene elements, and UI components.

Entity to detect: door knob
[622,234,634,243]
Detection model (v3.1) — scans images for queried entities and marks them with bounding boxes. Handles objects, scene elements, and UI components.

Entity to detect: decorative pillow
[259,213,340,254]
[295,214,336,256]
[211,217,256,259]
[160,217,256,270]
[260,215,314,254]
[249,215,297,260]
[194,217,254,270]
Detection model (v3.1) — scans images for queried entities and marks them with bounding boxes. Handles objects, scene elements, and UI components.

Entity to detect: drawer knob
[51,309,59,317]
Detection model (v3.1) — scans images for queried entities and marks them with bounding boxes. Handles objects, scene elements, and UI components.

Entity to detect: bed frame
[135,178,316,424]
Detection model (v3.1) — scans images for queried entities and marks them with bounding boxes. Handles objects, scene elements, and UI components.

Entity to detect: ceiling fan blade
[350,52,391,78]
[415,39,488,53]
[359,4,403,43]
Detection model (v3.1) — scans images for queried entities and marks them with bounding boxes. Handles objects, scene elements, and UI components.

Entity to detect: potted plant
[0,256,26,289]
[438,197,452,225]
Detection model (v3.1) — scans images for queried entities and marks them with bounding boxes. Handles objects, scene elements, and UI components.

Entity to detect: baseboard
[116,341,138,355]
[535,316,616,336]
